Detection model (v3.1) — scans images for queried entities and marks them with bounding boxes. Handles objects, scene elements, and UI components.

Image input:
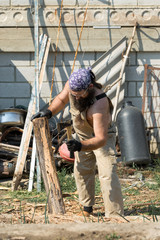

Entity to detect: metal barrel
[116,101,151,165]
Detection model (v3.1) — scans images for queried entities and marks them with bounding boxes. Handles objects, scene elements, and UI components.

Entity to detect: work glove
[31,109,52,121]
[66,139,82,152]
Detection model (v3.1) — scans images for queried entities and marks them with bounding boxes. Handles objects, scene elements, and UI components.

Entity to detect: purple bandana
[69,68,91,91]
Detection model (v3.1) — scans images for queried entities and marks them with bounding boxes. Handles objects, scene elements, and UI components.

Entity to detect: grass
[58,168,102,195]
[95,175,101,196]
[105,233,121,239]
[122,158,160,220]
[9,189,47,203]
[57,168,76,193]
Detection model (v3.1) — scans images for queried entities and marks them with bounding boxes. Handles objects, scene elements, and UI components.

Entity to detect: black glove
[31,109,52,121]
[66,139,82,152]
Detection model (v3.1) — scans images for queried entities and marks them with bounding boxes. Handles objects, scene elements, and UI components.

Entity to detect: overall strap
[95,93,106,100]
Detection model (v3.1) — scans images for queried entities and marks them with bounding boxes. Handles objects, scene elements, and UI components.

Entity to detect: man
[31,68,124,218]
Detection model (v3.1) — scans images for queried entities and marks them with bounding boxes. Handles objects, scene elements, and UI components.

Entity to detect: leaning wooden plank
[28,137,37,192]
[0,143,32,155]
[112,23,137,121]
[12,37,51,191]
[34,0,41,192]
[33,117,65,214]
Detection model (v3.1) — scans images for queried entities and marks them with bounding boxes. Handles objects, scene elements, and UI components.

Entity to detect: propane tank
[116,101,151,165]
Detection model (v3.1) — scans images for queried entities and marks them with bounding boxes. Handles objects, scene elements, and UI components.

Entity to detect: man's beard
[72,88,95,112]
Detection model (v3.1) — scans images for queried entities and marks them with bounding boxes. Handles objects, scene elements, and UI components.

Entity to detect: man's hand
[66,139,82,152]
[31,109,52,121]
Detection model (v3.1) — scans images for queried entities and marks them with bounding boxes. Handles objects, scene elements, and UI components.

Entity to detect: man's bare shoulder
[63,80,70,92]
[92,94,108,112]
[87,93,109,120]
[59,81,70,96]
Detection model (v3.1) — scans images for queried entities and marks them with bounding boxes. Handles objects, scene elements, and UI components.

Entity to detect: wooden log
[32,117,65,215]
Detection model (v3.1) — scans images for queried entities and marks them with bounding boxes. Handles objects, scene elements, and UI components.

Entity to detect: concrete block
[11,0,139,6]
[125,66,145,81]
[95,52,105,61]
[16,67,35,82]
[143,97,160,113]
[128,52,137,66]
[40,80,65,98]
[137,52,160,66]
[43,0,76,5]
[149,128,160,142]
[46,52,63,66]
[144,112,160,128]
[137,81,160,98]
[107,0,137,6]
[63,52,95,67]
[124,82,128,97]
[77,0,138,6]
[0,0,10,6]
[0,83,30,97]
[150,141,159,155]
[75,0,88,6]
[1,27,160,52]
[138,0,160,6]
[124,97,142,109]
[47,66,71,83]
[0,67,14,82]
[0,99,14,109]
[31,52,63,67]
[11,0,43,6]
[128,82,136,97]
[78,0,110,6]
[0,53,30,66]
[39,98,49,109]
[137,81,143,97]
[15,98,30,108]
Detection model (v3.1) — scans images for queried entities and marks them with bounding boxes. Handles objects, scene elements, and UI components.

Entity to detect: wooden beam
[32,117,65,214]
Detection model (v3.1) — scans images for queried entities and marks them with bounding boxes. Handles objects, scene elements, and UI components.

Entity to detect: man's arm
[48,81,70,115]
[31,81,70,120]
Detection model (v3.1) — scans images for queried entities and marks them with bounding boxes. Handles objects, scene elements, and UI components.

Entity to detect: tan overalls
[69,94,124,217]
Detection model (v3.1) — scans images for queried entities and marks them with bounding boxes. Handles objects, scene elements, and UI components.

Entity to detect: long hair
[90,70,102,89]
[90,70,113,113]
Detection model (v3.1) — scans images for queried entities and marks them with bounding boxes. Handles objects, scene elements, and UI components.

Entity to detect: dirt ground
[0,163,160,239]
[0,222,160,240]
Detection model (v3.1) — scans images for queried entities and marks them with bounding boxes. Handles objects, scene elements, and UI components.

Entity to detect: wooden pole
[12,37,51,191]
[28,36,50,193]
[32,117,65,214]
[142,64,148,115]
[34,0,41,192]
[112,23,137,122]
[49,0,63,105]
[28,136,37,192]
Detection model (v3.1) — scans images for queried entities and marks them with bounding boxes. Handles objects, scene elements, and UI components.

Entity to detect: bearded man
[31,68,124,218]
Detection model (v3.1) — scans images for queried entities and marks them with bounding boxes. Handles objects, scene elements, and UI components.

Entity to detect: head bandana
[69,68,91,91]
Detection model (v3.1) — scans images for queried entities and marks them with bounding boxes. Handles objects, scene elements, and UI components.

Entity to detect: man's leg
[94,134,124,218]
[74,150,96,213]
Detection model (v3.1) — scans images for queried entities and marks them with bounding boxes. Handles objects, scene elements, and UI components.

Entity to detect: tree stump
[32,117,65,214]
